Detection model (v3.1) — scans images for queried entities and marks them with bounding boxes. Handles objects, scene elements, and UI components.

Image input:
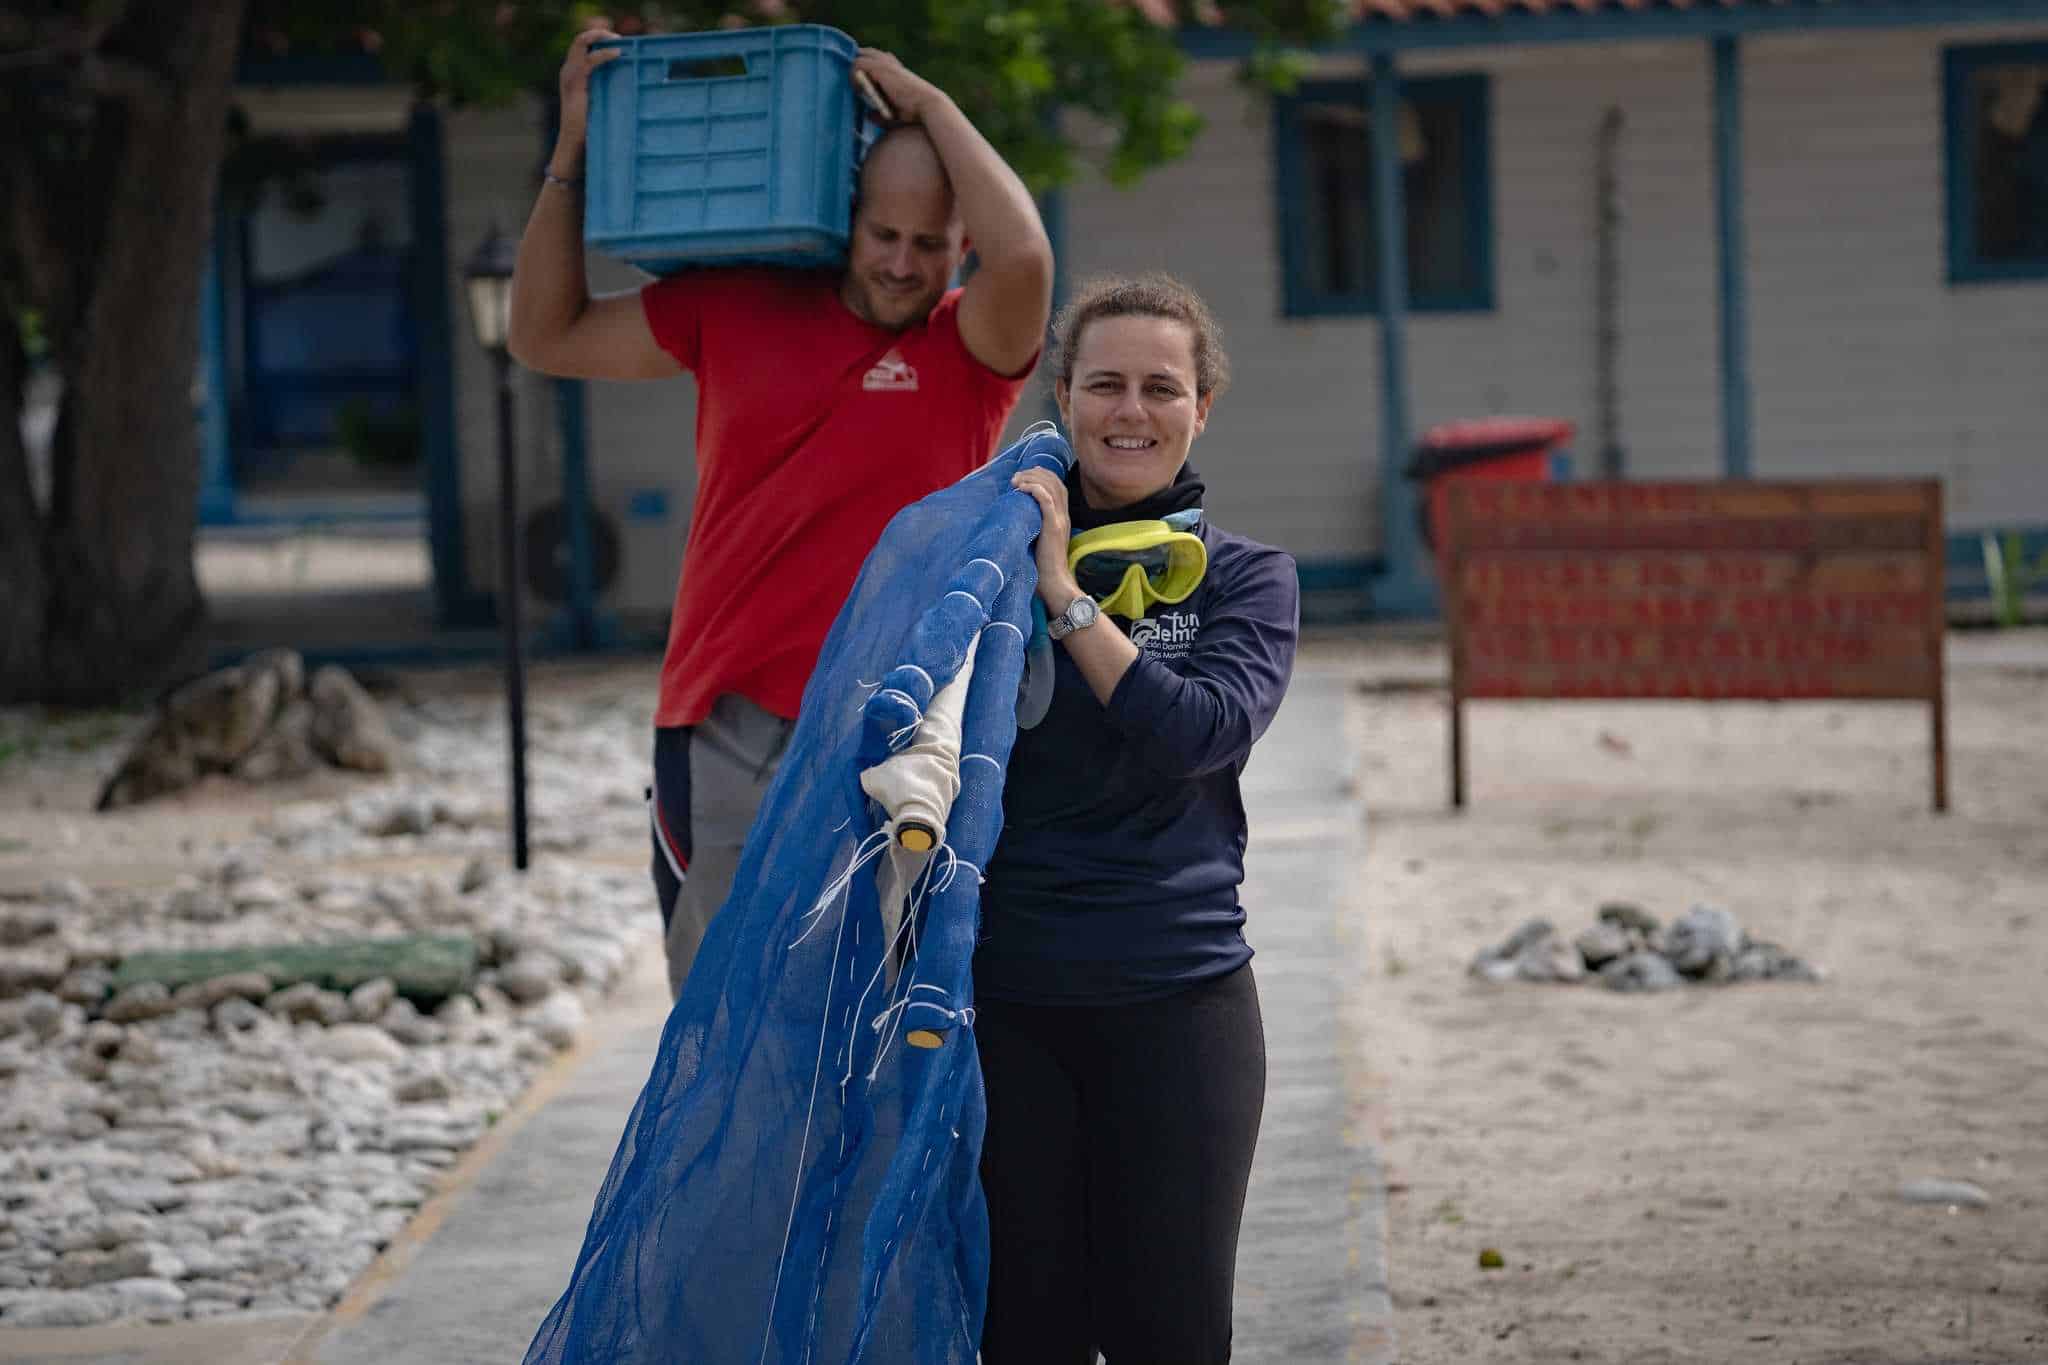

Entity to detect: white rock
[231,878,293,912]
[102,982,176,1024]
[168,878,229,923]
[101,1275,187,1320]
[212,996,271,1035]
[0,907,60,946]
[21,991,64,1039]
[88,1179,185,1214]
[183,1277,248,1303]
[173,1244,239,1278]
[378,999,444,1047]
[393,1070,452,1104]
[1899,1178,1990,1209]
[49,1240,182,1287]
[55,967,112,1008]
[1472,957,1520,985]
[41,877,93,909]
[173,972,274,1012]
[245,1206,349,1244]
[458,856,494,895]
[433,995,479,1033]
[347,977,397,1023]
[1664,903,1744,977]
[365,1178,427,1209]
[2,1288,118,1327]
[312,1024,406,1066]
[379,1111,484,1153]
[524,992,586,1051]
[0,945,72,995]
[497,955,560,1004]
[67,1111,111,1140]
[265,983,350,1027]
[77,1212,153,1251]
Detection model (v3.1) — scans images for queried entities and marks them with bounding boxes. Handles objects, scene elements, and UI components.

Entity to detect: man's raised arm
[853,50,1054,377]
[507,25,680,382]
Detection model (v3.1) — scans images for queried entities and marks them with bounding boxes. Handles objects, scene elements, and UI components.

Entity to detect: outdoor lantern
[467,222,530,871]
[463,224,519,353]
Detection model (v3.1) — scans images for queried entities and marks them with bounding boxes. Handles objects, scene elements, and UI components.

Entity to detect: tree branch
[0,141,71,340]
[75,51,172,113]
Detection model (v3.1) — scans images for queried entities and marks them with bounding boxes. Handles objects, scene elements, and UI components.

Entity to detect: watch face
[1071,597,1099,628]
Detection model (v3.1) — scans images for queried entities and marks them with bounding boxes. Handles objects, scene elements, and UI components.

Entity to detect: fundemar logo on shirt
[1129,610,1199,658]
[861,347,919,392]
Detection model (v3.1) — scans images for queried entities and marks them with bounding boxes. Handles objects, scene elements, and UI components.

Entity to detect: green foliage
[240,0,1349,192]
[335,399,424,471]
[1981,530,2046,629]
[14,310,47,365]
[0,708,133,771]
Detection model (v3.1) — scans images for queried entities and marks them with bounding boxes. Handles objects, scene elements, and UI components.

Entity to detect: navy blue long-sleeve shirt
[975,520,1300,1005]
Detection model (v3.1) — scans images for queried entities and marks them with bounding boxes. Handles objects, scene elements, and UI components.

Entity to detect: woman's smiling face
[1056,314,1213,510]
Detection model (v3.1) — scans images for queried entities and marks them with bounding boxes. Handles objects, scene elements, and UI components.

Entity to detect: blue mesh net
[524,427,1072,1364]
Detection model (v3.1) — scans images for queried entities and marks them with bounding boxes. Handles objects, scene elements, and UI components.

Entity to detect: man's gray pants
[649,694,794,999]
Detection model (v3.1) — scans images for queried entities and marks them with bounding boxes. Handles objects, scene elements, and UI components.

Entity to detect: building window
[1945,43,2048,283]
[1274,74,1493,317]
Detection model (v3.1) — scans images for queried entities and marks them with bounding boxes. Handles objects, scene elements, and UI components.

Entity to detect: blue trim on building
[409,105,485,628]
[1947,525,2048,600]
[1182,1,2048,58]
[1273,73,1494,318]
[197,233,237,526]
[1943,40,2048,284]
[549,376,616,650]
[1295,556,1382,624]
[1367,52,1437,619]
[1712,36,1755,479]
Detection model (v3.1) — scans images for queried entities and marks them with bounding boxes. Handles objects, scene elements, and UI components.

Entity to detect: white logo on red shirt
[861,348,919,392]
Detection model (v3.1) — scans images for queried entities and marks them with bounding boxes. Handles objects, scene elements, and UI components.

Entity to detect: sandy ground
[1341,632,2048,1364]
[6,636,2046,1362]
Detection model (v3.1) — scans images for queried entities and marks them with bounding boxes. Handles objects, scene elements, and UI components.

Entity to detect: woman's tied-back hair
[1050,272,1231,399]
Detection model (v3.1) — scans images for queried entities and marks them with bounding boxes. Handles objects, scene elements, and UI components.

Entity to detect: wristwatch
[1046,594,1099,641]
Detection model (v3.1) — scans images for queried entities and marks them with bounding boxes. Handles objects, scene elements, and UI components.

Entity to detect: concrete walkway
[4,667,1392,1364]
[1230,665,1395,1364]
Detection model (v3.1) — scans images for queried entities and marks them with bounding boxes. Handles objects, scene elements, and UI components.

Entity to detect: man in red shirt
[509,29,1051,996]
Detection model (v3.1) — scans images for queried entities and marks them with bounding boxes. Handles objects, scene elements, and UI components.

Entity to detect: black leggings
[976,965,1265,1365]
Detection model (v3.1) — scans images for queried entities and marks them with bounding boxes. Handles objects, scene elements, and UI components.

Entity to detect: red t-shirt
[641,269,1030,727]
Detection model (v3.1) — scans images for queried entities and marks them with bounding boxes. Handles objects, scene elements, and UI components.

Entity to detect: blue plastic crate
[585,26,879,275]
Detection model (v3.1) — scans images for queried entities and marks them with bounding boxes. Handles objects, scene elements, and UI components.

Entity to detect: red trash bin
[1403,417,1576,556]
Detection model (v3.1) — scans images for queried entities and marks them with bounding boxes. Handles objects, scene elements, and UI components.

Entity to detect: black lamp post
[463,225,529,872]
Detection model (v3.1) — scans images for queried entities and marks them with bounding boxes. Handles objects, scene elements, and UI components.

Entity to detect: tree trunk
[0,317,43,691]
[0,1,248,705]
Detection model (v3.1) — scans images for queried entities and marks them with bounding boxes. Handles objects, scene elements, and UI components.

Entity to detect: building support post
[1368,51,1431,615]
[1712,35,1754,479]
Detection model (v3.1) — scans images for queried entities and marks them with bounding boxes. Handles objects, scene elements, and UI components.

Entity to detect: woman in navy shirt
[985,273,1299,1363]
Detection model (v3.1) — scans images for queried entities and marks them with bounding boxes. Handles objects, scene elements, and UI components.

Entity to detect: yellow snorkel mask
[1067,510,1207,620]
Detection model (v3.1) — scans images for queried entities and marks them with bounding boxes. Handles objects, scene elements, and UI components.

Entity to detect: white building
[202,2,2048,651]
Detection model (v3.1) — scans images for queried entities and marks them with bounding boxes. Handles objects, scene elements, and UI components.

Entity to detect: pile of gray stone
[0,858,653,1328]
[95,650,400,810]
[1469,903,1823,992]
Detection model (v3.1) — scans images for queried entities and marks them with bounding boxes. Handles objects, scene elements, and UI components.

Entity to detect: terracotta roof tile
[1119,0,1813,30]
[1351,0,1775,18]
